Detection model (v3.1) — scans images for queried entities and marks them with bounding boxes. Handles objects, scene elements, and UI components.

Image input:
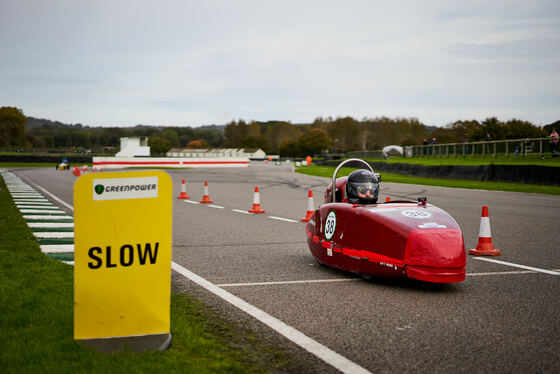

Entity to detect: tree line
[1,106,557,157]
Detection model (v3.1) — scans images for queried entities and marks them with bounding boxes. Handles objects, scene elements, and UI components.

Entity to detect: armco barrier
[316,160,560,186]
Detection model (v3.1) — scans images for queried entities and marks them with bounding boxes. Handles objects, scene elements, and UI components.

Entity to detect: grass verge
[0,174,293,373]
[296,165,560,195]
[0,162,61,168]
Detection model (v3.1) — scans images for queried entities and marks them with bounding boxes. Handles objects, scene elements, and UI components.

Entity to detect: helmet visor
[354,182,377,198]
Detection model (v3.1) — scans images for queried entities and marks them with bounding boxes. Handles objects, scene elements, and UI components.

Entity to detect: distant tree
[186,139,209,148]
[223,120,248,147]
[161,128,180,147]
[192,128,223,147]
[503,119,545,139]
[263,121,302,153]
[0,107,26,147]
[149,137,172,155]
[278,138,299,157]
[328,117,362,152]
[297,128,331,156]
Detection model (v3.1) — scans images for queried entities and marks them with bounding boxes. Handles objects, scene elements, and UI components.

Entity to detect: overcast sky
[1,1,558,127]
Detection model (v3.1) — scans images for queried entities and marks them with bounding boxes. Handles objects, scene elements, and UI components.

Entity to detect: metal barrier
[405,137,558,158]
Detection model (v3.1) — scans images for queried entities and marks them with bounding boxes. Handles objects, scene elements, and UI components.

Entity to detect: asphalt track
[11,163,560,373]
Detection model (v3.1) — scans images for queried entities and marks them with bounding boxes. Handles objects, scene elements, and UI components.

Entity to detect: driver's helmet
[346,169,379,204]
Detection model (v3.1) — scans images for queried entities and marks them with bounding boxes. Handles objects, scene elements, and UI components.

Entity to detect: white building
[115,137,150,157]
[166,148,266,160]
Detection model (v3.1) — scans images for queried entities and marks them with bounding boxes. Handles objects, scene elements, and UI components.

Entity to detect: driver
[346,169,379,204]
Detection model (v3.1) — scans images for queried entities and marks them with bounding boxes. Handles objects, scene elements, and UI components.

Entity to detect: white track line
[33,184,74,211]
[218,278,360,287]
[232,209,251,214]
[183,200,200,204]
[219,269,555,287]
[268,216,298,223]
[208,204,225,209]
[472,257,560,275]
[467,270,538,276]
[28,182,370,373]
[172,262,371,374]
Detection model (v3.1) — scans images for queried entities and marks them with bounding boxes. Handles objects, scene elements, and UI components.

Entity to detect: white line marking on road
[232,209,250,214]
[472,257,560,275]
[268,216,298,223]
[218,278,360,287]
[208,204,225,209]
[183,200,200,204]
[467,270,540,276]
[33,184,74,211]
[171,262,372,374]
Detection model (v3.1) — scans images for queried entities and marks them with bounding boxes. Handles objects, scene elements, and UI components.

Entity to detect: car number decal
[401,209,432,219]
[324,210,337,241]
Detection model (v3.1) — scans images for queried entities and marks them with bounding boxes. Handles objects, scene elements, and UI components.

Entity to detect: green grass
[296,165,560,195]
[0,175,295,373]
[376,155,560,167]
[0,162,63,168]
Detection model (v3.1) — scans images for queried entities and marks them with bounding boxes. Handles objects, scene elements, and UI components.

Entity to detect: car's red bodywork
[306,176,467,283]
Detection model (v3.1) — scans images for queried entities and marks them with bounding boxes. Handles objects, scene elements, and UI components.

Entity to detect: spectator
[422,138,429,155]
[430,137,437,156]
[484,133,492,153]
[550,129,559,154]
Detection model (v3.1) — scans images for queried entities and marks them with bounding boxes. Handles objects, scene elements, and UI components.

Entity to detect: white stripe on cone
[479,217,491,238]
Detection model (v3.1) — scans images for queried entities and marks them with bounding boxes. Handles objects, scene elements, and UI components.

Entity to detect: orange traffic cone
[200,181,213,203]
[72,167,81,177]
[469,205,501,256]
[248,186,265,213]
[177,179,190,199]
[301,190,315,222]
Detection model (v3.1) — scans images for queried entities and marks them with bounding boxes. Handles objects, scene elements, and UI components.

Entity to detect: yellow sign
[74,170,172,340]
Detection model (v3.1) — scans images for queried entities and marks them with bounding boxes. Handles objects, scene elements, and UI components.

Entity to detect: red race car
[306,159,467,283]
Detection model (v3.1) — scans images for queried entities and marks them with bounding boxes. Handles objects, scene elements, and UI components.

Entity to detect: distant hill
[25,116,228,131]
[26,117,77,130]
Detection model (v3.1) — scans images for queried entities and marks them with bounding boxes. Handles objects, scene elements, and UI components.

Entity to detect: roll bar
[331,158,375,203]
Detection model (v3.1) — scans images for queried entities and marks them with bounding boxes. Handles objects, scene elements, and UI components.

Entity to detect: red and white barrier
[92,157,249,169]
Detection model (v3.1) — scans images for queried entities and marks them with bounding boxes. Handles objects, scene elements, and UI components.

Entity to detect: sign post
[73,170,172,352]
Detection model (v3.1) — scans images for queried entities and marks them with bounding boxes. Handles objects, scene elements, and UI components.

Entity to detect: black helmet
[346,169,379,204]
